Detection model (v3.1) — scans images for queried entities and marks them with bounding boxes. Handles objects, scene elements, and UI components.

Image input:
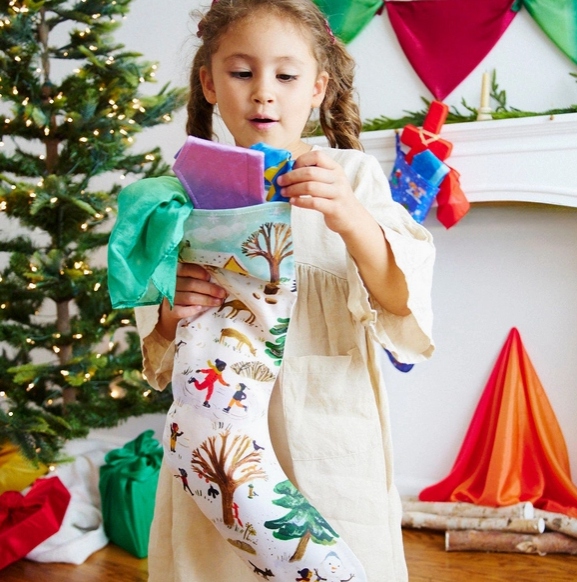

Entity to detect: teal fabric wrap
[99,430,164,558]
[108,176,193,309]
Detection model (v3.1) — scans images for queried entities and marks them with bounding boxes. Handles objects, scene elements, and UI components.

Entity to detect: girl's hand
[156,263,226,340]
[277,150,365,235]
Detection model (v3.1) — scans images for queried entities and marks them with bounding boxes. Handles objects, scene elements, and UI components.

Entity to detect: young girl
[133,1,435,580]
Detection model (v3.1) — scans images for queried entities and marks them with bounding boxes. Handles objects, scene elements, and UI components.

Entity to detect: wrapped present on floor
[0,441,49,495]
[99,430,163,558]
[0,476,70,570]
[26,438,117,565]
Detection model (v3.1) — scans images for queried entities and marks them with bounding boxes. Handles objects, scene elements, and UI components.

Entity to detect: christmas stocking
[163,202,367,582]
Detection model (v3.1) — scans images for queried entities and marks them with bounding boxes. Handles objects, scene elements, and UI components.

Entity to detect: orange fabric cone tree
[420,328,577,518]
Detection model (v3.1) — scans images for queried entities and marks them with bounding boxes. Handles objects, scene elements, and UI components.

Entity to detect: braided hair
[186,0,363,151]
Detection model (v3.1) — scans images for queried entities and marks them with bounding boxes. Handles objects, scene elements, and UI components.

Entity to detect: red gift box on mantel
[401,101,453,164]
[0,476,71,570]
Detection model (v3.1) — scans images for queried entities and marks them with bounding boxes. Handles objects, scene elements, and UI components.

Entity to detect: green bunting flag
[313,0,383,43]
[522,0,577,65]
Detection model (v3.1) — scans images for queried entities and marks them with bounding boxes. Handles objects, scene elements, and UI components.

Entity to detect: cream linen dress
[135,146,435,582]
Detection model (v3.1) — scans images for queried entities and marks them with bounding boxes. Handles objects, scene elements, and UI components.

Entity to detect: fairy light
[94,213,103,219]
[163,114,171,122]
[74,262,82,269]
[29,193,36,198]
[53,346,60,353]
[50,197,57,203]
[30,265,37,272]
[48,465,56,472]
[94,283,101,291]
[145,154,155,161]
[27,383,34,391]
[108,341,115,350]
[1,201,7,211]
[73,333,82,339]
[67,117,73,123]
[0,391,5,397]
[60,370,69,376]
[44,128,50,136]
[143,390,151,397]
[12,87,18,95]
[93,130,99,136]
[26,338,35,344]
[81,223,88,230]
[0,304,6,309]
[105,207,112,212]
[121,319,130,325]
[28,283,36,289]
[100,315,106,323]
[79,137,88,142]
[8,411,13,416]
[39,154,45,160]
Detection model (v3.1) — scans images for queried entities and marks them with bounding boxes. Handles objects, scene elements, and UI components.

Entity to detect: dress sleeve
[345,153,435,364]
[134,305,175,391]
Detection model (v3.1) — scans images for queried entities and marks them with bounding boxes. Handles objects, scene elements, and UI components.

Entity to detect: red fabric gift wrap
[435,167,470,229]
[401,100,453,164]
[0,476,71,570]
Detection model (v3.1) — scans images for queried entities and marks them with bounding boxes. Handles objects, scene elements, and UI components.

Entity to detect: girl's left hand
[277,150,364,235]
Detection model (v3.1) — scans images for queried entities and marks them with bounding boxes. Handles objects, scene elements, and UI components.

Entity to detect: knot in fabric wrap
[102,430,163,482]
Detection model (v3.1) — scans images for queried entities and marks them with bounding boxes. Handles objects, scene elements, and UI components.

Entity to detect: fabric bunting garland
[420,328,577,518]
[385,0,520,100]
[313,0,384,43]
[522,0,577,65]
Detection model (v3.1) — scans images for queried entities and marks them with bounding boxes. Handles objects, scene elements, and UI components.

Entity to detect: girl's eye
[277,74,298,82]
[230,71,252,79]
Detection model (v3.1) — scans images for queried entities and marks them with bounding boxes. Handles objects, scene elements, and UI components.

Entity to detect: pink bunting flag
[386,0,520,100]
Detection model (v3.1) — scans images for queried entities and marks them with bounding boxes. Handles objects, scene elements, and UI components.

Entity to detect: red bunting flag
[386,0,520,100]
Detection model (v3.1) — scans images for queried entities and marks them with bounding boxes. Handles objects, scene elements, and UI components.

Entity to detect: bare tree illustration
[241,222,292,294]
[191,430,267,527]
[264,480,339,562]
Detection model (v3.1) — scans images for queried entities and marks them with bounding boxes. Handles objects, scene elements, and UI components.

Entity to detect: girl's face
[200,12,328,158]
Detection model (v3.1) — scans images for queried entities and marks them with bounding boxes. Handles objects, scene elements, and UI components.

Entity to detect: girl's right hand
[156,263,226,340]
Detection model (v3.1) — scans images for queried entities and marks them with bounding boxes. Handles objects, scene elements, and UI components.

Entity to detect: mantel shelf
[310,113,577,208]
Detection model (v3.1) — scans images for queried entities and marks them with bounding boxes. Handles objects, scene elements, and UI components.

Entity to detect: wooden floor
[3,529,577,581]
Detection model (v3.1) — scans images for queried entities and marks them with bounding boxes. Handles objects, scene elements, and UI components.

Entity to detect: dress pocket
[281,349,381,461]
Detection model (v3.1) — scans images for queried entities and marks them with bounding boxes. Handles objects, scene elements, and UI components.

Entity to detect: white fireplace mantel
[311,112,577,208]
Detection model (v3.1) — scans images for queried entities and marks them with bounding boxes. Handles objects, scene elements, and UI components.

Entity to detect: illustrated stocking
[163,202,367,582]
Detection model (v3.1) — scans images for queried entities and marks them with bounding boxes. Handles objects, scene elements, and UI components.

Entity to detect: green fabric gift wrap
[99,430,163,558]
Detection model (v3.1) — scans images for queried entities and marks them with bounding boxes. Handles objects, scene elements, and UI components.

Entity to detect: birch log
[533,508,577,539]
[445,530,577,555]
[402,511,545,534]
[401,498,534,519]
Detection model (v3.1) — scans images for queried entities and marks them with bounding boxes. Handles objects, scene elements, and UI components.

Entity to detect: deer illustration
[219,328,257,357]
[217,299,256,324]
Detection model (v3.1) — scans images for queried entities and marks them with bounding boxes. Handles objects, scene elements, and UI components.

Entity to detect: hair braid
[319,41,363,151]
[186,48,214,140]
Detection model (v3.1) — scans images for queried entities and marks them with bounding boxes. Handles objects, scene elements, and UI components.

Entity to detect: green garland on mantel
[361,72,577,133]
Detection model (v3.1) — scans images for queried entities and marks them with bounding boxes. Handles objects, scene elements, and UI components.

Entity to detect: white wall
[87,2,577,494]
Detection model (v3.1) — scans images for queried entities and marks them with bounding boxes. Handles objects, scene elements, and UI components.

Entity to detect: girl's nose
[252,80,274,104]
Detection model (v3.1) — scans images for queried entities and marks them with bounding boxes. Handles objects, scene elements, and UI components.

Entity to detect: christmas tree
[0,0,186,466]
